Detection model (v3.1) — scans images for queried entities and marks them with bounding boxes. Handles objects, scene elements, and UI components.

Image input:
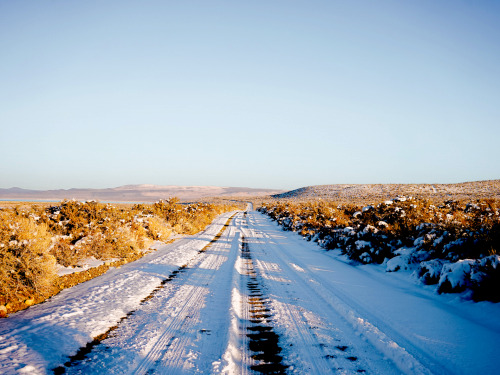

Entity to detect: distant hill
[272,180,500,201]
[0,185,285,202]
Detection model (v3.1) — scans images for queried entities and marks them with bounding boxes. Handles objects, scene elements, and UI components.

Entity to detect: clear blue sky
[1,0,499,190]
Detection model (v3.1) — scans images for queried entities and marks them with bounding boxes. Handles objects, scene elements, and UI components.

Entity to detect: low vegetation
[259,197,500,302]
[0,199,239,316]
[272,180,500,202]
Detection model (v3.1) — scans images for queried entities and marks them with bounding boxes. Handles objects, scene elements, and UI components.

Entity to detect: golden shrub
[147,217,172,240]
[0,214,56,304]
[0,198,238,313]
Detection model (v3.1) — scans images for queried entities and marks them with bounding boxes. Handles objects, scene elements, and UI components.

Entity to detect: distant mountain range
[0,185,285,202]
[4,180,498,203]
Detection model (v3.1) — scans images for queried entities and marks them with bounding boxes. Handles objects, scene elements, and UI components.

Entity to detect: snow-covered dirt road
[1,209,499,374]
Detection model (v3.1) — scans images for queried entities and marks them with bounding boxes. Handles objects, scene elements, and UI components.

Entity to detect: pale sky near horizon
[1,0,499,190]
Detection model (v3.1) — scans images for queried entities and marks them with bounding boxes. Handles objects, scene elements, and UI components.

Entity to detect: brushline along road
[1,206,499,374]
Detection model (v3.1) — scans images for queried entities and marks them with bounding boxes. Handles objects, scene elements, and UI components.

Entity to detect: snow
[361,224,377,234]
[419,259,446,282]
[55,257,112,276]
[377,220,389,228]
[254,212,500,374]
[386,255,407,272]
[355,240,371,249]
[386,247,420,272]
[438,259,475,290]
[480,254,500,268]
[1,209,499,374]
[0,212,235,374]
[360,252,372,263]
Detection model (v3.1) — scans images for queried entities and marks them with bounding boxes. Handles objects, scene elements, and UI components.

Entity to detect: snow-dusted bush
[259,197,500,301]
[437,259,476,294]
[434,255,500,301]
[470,255,500,302]
[0,213,56,312]
[147,216,172,241]
[0,199,238,315]
[417,259,447,285]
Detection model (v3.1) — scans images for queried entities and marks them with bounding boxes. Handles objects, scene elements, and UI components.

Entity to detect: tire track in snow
[248,211,438,374]
[54,213,237,374]
[241,218,367,374]
[240,234,288,374]
[53,265,190,374]
[132,282,210,374]
[250,234,370,374]
[251,255,345,374]
[221,211,290,374]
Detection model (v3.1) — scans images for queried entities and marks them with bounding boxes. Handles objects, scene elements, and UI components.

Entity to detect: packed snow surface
[1,209,499,374]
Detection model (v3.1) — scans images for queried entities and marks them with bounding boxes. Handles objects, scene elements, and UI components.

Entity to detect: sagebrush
[0,198,238,315]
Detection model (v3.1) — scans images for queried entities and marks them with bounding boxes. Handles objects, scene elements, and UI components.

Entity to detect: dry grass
[0,198,238,316]
[0,214,56,305]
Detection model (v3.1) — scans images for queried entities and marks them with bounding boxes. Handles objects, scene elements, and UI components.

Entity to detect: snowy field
[274,180,500,201]
[1,209,499,374]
